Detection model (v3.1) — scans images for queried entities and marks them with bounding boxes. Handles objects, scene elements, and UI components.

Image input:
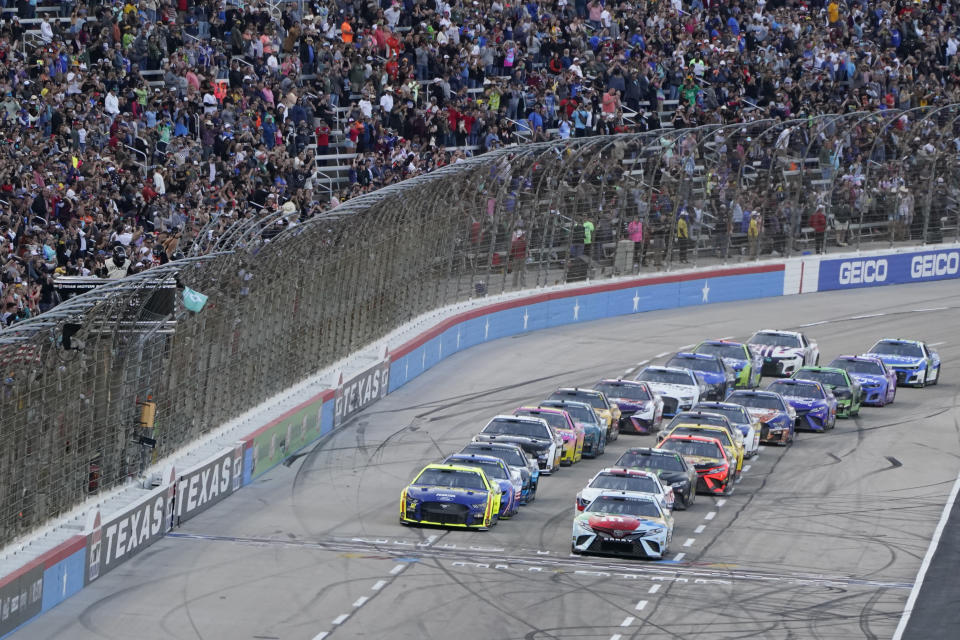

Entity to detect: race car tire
[722,481,735,496]
[890,385,897,403]
[571,544,582,555]
[930,368,940,386]
[686,488,696,508]
[851,404,860,417]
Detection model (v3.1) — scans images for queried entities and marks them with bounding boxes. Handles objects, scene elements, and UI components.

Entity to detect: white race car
[633,366,704,417]
[748,329,819,378]
[575,467,675,513]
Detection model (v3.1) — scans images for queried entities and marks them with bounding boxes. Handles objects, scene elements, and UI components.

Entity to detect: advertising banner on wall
[0,563,43,636]
[818,248,960,291]
[247,396,326,479]
[84,468,176,585]
[334,361,390,427]
[174,446,244,526]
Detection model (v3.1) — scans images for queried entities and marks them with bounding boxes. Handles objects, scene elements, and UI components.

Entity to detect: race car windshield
[586,496,662,518]
[617,451,686,471]
[594,383,651,401]
[461,445,526,467]
[695,342,746,360]
[767,382,823,399]
[445,458,509,480]
[666,356,722,373]
[549,391,605,410]
[667,413,726,429]
[794,370,848,388]
[750,333,801,348]
[414,468,486,490]
[694,406,750,424]
[515,409,568,431]
[590,474,659,494]
[870,341,924,358]
[830,359,884,375]
[544,402,597,425]
[729,394,784,410]
[482,419,551,439]
[659,439,723,460]
[670,427,732,447]
[635,369,694,386]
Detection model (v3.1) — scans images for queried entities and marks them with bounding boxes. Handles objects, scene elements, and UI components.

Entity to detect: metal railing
[1,108,959,546]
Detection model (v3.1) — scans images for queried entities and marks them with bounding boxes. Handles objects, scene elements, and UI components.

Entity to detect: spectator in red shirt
[809,206,827,255]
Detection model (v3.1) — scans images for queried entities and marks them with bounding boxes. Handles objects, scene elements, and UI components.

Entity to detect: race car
[691,401,761,459]
[400,463,501,529]
[694,339,763,389]
[474,415,563,473]
[657,423,744,477]
[633,366,705,416]
[791,367,862,418]
[664,410,748,458]
[576,468,675,513]
[540,399,607,457]
[766,379,837,432]
[444,454,521,519]
[864,338,941,388]
[547,388,621,441]
[616,447,698,510]
[593,379,664,434]
[725,389,796,446]
[657,434,735,496]
[829,355,897,406]
[460,442,539,504]
[571,492,674,559]
[665,352,737,401]
[513,406,584,465]
[747,329,820,377]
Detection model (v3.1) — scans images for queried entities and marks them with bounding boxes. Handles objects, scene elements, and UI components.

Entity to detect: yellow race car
[656,424,744,476]
[547,388,621,441]
[400,464,501,529]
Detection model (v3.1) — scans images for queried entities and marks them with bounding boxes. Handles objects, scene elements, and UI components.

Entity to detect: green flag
[182,287,208,312]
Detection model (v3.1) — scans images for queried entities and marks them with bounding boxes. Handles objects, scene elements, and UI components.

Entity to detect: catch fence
[2,107,959,546]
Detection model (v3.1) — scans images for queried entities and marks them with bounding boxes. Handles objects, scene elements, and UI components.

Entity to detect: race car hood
[406,485,489,505]
[639,468,689,485]
[743,407,785,423]
[721,357,748,370]
[645,382,698,399]
[579,487,661,506]
[474,434,552,455]
[682,455,725,469]
[609,398,653,413]
[692,370,726,385]
[781,396,825,410]
[848,373,887,386]
[578,513,666,537]
[750,344,803,359]
[866,353,925,367]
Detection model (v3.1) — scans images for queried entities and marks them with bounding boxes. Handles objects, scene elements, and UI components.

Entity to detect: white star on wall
[573,300,581,320]
[523,308,529,329]
[702,281,710,303]
[632,290,640,312]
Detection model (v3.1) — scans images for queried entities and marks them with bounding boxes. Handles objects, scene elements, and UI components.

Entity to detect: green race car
[791,367,862,418]
[693,340,764,389]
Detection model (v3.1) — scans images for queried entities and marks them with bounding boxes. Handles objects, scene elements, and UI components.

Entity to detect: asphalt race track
[14,280,960,640]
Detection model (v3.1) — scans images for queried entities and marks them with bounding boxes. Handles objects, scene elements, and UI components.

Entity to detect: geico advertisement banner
[0,564,43,636]
[334,361,390,427]
[85,470,175,585]
[818,248,960,290]
[174,445,243,526]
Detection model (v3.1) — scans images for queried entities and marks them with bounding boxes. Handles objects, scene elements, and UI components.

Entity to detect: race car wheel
[930,368,940,386]
[571,544,582,555]
[722,481,734,496]
[686,488,696,508]
[890,386,897,404]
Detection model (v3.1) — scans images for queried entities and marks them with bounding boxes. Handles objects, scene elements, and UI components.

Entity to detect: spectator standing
[810,206,828,255]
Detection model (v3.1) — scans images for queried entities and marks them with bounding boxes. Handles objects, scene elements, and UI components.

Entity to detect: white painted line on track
[719,336,734,340]
[683,538,695,547]
[704,511,716,520]
[332,614,350,625]
[716,499,727,507]
[892,470,960,640]
[929,341,946,347]
[353,596,369,608]
[678,344,694,351]
[799,320,828,327]
[621,616,635,627]
[637,359,650,366]
[911,307,948,313]
[371,580,387,591]
[848,313,886,320]
[694,525,706,534]
[648,584,661,594]
[610,635,623,640]
[312,633,329,640]
[625,367,635,374]
[743,464,751,473]
[635,600,648,611]
[655,351,670,358]
[673,552,685,561]
[390,564,406,575]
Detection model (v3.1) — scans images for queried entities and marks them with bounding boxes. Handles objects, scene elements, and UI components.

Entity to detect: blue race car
[400,463,501,529]
[725,389,796,446]
[765,379,837,432]
[666,352,737,401]
[540,399,607,457]
[594,379,665,434]
[693,340,764,389]
[692,401,761,459]
[829,355,897,406]
[864,338,941,388]
[444,454,521,519]
[460,442,539,504]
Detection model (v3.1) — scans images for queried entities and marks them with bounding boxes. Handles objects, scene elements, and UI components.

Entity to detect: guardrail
[2,108,960,549]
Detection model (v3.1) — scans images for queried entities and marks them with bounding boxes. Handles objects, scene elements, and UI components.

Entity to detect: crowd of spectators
[2,0,960,326]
